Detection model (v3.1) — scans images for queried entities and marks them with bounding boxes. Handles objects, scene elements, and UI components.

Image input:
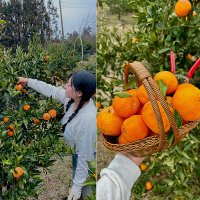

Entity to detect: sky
[50,0,96,36]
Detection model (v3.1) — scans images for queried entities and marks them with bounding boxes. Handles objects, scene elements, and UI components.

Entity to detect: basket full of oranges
[97,61,200,157]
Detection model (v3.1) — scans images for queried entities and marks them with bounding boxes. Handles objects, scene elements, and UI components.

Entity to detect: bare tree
[77,10,96,35]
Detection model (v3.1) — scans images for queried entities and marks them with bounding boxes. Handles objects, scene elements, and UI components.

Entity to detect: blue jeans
[72,153,95,199]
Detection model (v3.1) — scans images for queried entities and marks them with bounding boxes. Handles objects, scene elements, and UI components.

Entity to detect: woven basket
[101,61,200,157]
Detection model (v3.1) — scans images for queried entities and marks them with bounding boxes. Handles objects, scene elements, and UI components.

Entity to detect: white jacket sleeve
[28,79,66,104]
[72,115,96,192]
[97,154,141,200]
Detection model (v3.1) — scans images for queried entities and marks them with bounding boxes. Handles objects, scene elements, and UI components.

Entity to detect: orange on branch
[33,118,40,125]
[7,131,14,137]
[9,124,14,131]
[43,113,51,121]
[140,163,148,171]
[16,84,23,91]
[48,109,57,118]
[175,0,192,17]
[23,104,30,111]
[13,167,24,178]
[3,117,9,123]
[146,181,153,191]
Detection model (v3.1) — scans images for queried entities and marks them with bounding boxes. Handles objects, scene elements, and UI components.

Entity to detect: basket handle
[124,61,180,149]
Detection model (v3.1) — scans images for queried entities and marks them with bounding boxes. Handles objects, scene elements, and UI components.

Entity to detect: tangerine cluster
[97,71,200,144]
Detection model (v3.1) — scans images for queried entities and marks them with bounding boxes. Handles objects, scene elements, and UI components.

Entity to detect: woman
[19,70,96,200]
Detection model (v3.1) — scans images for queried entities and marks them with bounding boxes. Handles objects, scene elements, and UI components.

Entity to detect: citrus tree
[97,0,200,104]
[97,0,200,199]
[0,34,96,198]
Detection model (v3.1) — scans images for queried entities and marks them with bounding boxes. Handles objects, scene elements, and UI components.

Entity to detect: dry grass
[38,156,72,200]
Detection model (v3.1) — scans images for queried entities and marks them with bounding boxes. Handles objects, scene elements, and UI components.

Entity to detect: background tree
[0,0,58,50]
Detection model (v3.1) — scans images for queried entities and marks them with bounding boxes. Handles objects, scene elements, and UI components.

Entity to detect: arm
[19,77,66,104]
[97,154,142,200]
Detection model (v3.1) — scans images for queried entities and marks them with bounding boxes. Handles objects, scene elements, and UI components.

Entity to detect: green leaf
[2,130,7,137]
[83,180,96,187]
[113,92,132,98]
[123,77,137,90]
[23,118,28,129]
[3,159,12,165]
[148,158,156,169]
[163,179,174,186]
[17,155,23,162]
[167,128,174,147]
[178,170,185,182]
[156,79,168,97]
[158,48,170,54]
[174,110,182,128]
[182,152,190,160]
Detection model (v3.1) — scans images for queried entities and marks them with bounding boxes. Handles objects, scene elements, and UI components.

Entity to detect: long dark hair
[64,70,96,125]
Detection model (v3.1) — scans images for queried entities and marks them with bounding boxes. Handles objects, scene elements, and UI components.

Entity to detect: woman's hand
[120,152,144,166]
[18,77,29,87]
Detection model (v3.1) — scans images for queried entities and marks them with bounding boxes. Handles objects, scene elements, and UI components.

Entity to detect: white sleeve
[72,116,96,191]
[28,79,66,104]
[97,154,141,200]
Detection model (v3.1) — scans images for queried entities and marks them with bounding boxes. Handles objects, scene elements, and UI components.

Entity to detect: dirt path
[38,156,72,200]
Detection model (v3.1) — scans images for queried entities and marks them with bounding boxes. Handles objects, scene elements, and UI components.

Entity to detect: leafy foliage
[0,0,58,50]
[0,34,96,198]
[97,0,200,103]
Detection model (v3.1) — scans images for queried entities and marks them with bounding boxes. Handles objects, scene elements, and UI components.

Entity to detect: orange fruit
[187,53,196,62]
[4,117,9,123]
[96,102,101,109]
[172,83,200,121]
[9,124,14,131]
[97,106,123,136]
[175,0,192,17]
[13,167,24,178]
[187,53,192,60]
[137,85,150,105]
[43,55,49,62]
[7,131,14,137]
[146,181,153,190]
[33,118,40,124]
[16,84,23,91]
[48,109,57,118]
[154,71,178,95]
[132,37,137,43]
[118,115,149,144]
[142,101,173,134]
[112,91,140,118]
[23,104,30,111]
[140,163,148,171]
[43,113,51,121]
[21,89,27,94]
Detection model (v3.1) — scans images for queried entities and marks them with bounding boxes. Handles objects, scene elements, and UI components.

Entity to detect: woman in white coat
[19,70,96,200]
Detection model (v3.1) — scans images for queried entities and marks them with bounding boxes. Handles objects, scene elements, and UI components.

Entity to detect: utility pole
[19,0,23,43]
[59,0,64,39]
